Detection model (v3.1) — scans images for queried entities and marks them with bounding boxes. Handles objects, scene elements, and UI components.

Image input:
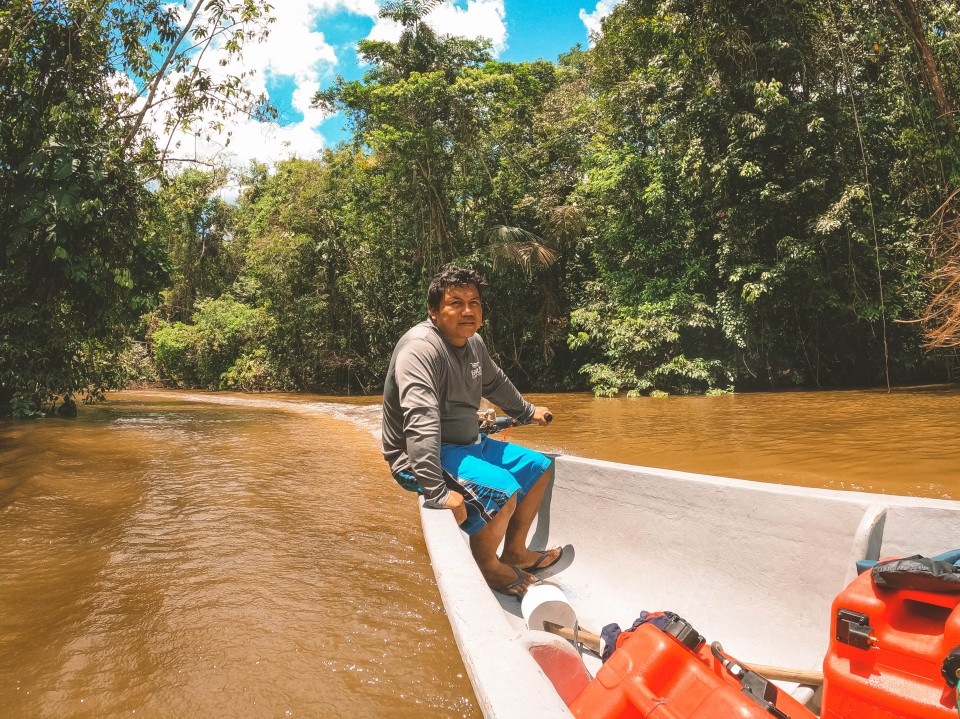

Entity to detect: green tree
[235,155,370,390]
[1,2,166,415]
[0,0,273,416]
[316,0,493,267]
[316,9,588,387]
[569,0,955,394]
[152,168,239,322]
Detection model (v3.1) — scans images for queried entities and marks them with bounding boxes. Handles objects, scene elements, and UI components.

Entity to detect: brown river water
[1,387,959,718]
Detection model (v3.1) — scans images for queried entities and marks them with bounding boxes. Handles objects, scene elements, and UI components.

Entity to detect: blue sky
[158,1,621,168]
[500,1,601,62]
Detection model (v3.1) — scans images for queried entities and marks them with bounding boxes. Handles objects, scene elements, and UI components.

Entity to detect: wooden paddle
[541,621,824,687]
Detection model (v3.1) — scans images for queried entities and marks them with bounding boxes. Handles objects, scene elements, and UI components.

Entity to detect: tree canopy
[0,0,272,416]
[4,0,960,416]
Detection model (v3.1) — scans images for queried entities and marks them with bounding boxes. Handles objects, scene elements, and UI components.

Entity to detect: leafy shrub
[119,341,158,385]
[568,285,733,396]
[222,349,278,391]
[152,322,198,386]
[151,295,274,389]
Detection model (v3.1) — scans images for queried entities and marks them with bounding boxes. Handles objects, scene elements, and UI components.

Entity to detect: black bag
[871,554,960,593]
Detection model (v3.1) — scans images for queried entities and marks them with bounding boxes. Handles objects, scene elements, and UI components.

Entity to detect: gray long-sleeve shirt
[381,320,535,508]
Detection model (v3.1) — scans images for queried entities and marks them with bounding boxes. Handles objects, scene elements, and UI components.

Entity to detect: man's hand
[532,406,553,426]
[443,492,468,525]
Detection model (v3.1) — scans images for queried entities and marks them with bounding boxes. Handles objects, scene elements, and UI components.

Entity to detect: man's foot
[523,546,564,573]
[501,546,563,574]
[491,565,539,600]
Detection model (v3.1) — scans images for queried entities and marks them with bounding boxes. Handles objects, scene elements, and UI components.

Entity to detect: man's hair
[427,266,486,311]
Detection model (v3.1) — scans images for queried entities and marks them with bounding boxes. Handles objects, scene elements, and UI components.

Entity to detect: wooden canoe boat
[418,454,960,718]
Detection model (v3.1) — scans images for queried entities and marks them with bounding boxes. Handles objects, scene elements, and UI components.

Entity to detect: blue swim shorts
[393,435,552,536]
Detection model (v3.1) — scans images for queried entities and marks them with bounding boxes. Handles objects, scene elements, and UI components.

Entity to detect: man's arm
[477,336,536,421]
[394,341,454,511]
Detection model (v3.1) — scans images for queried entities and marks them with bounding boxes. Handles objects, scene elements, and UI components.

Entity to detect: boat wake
[126,390,384,440]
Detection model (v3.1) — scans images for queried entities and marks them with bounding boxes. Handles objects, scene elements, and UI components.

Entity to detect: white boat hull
[420,455,960,718]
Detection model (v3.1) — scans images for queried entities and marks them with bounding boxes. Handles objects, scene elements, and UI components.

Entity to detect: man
[381,266,562,599]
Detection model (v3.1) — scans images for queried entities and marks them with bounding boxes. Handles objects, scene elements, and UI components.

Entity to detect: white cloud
[144,1,509,170]
[579,0,622,45]
[367,0,506,54]
[432,0,507,53]
[146,1,370,169]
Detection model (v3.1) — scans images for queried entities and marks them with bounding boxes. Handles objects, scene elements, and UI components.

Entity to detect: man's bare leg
[469,493,537,591]
[499,468,560,569]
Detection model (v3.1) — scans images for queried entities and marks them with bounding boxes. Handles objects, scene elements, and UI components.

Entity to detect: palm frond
[487,225,559,276]
[545,204,585,247]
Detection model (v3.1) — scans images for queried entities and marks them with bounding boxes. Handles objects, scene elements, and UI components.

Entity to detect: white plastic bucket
[521,583,577,633]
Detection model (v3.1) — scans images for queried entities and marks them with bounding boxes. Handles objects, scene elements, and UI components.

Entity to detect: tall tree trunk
[887,0,955,136]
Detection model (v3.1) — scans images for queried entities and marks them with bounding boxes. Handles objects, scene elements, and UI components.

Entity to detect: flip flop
[492,566,537,600]
[524,546,563,574]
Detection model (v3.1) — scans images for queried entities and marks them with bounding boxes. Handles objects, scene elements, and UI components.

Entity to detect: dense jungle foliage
[3,0,960,416]
[0,0,273,416]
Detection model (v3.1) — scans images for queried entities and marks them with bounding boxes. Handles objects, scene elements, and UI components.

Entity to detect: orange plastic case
[568,623,815,719]
[821,568,960,718]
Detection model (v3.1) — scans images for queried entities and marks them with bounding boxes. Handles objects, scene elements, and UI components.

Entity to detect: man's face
[429,284,483,347]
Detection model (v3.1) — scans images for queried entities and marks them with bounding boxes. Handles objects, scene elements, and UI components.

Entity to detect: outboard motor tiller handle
[481,412,552,434]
